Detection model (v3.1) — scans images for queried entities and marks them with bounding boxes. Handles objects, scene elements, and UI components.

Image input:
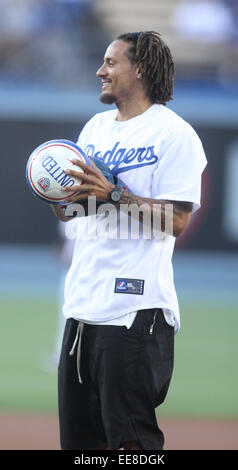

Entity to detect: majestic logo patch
[37,177,50,191]
[114,278,144,295]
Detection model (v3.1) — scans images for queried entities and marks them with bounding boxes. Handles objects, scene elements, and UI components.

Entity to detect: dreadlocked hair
[116,31,174,105]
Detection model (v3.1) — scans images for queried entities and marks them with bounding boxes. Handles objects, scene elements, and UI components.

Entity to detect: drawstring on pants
[69,308,159,383]
[69,321,84,384]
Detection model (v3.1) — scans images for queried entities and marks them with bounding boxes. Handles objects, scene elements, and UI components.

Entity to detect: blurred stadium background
[0,0,238,450]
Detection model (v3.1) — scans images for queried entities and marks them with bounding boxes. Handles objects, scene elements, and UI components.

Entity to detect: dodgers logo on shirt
[84,141,158,175]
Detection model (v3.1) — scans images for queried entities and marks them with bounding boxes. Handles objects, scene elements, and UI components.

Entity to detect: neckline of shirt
[111,104,162,126]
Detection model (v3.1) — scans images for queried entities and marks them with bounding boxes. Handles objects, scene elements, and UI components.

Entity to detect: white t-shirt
[63,104,207,333]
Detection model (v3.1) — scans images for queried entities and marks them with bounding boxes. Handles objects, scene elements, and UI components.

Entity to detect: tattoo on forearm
[119,191,192,213]
[117,191,193,235]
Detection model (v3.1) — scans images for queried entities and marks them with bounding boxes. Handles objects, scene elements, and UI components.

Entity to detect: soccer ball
[26,139,91,205]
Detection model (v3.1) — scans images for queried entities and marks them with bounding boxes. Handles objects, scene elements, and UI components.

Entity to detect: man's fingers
[65,168,95,183]
[63,191,91,203]
[89,159,99,171]
[70,158,100,175]
[62,184,91,193]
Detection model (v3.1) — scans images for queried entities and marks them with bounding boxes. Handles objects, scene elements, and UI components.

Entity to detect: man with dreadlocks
[53,31,207,450]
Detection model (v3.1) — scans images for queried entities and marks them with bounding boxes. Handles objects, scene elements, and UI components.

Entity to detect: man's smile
[101,79,112,89]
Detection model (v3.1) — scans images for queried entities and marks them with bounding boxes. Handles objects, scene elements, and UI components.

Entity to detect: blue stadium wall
[1,83,238,251]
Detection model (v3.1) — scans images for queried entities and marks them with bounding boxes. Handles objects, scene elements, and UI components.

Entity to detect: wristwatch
[109,185,124,203]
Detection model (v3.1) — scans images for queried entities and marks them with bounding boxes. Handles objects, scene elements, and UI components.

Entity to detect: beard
[99,92,117,105]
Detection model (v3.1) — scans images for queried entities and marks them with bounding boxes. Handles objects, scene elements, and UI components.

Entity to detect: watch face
[111,190,122,202]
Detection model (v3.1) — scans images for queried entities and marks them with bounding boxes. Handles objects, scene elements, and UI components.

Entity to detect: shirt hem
[63,302,180,333]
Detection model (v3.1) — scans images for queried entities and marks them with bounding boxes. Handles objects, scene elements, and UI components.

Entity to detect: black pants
[58,308,174,450]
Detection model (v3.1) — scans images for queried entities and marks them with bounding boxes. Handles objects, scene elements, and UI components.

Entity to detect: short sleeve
[76,115,97,151]
[151,128,207,213]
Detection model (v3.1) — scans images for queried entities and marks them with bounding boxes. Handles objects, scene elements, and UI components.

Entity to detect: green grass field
[0,296,237,419]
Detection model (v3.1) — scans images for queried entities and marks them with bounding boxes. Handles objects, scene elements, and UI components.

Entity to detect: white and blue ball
[26,139,91,205]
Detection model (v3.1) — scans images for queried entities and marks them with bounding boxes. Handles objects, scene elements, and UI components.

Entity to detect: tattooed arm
[115,191,193,237]
[60,159,193,236]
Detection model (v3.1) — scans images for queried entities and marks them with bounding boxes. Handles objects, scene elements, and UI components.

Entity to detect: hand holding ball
[26,140,91,205]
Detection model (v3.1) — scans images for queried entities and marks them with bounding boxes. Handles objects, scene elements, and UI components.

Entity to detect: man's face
[96,40,138,105]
